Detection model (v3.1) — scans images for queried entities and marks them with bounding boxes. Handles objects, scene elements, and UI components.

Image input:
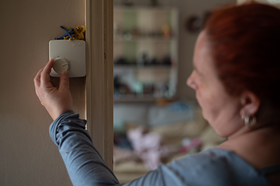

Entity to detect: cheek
[195,82,212,102]
[211,101,243,137]
[198,91,242,137]
[196,88,221,122]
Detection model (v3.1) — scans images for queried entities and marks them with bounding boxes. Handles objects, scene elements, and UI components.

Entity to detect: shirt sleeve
[49,110,119,186]
[49,111,186,186]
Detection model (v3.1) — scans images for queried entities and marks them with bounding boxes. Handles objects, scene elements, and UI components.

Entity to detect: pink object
[179,138,202,153]
[128,127,174,170]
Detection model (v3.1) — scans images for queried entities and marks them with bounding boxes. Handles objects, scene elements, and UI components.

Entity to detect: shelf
[114,6,178,12]
[114,65,174,69]
[114,94,177,103]
[114,36,175,42]
[114,94,156,102]
[113,6,178,102]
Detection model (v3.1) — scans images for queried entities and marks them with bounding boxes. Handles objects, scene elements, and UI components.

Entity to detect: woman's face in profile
[187,31,243,137]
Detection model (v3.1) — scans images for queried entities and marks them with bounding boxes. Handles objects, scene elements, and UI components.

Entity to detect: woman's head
[187,2,280,137]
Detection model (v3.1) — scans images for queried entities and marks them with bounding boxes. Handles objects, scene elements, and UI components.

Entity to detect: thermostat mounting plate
[49,40,86,77]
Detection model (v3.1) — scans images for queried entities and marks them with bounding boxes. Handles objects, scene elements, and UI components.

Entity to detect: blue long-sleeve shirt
[49,111,277,186]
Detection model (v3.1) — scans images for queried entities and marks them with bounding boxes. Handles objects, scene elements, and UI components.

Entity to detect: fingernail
[62,71,68,75]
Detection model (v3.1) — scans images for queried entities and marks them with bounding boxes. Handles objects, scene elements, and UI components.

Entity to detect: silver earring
[242,115,257,127]
[242,115,249,127]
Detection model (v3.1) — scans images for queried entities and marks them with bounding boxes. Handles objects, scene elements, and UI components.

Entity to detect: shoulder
[161,148,267,186]
[124,148,270,186]
[164,148,234,179]
[166,148,236,171]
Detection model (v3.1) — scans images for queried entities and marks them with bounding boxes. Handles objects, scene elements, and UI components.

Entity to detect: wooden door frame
[85,0,114,170]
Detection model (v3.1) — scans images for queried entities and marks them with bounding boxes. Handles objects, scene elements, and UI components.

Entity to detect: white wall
[114,0,235,100]
[0,0,85,185]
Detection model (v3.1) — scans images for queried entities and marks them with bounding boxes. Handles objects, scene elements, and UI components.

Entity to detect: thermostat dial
[53,58,69,74]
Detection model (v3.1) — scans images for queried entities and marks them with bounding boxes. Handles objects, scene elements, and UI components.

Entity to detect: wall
[0,0,85,185]
[114,0,235,100]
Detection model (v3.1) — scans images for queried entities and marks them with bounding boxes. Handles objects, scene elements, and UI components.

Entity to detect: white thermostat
[49,40,86,77]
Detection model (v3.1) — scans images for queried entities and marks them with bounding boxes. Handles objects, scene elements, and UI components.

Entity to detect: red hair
[205,2,280,107]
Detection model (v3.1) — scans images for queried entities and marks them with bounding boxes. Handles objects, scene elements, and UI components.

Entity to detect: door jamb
[85,0,114,170]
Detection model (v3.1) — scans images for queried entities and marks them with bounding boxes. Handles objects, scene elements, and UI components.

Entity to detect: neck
[227,121,280,140]
[218,123,280,169]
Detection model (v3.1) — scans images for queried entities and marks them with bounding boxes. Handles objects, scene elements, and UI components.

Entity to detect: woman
[34,2,280,186]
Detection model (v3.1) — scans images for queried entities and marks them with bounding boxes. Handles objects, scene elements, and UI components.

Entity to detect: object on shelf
[114,76,133,94]
[131,82,144,95]
[155,98,176,106]
[154,82,169,98]
[137,53,149,66]
[185,11,212,33]
[115,57,129,65]
[180,138,202,154]
[127,126,177,170]
[186,15,202,33]
[146,31,163,38]
[119,85,132,94]
[143,84,155,94]
[122,0,134,6]
[167,101,193,113]
[55,25,86,40]
[150,58,158,66]
[123,32,132,41]
[114,55,172,67]
[150,0,158,6]
[113,81,172,100]
[131,28,141,37]
[161,55,172,66]
[114,27,173,40]
[114,76,122,90]
[162,24,172,38]
[114,133,133,150]
[114,92,122,100]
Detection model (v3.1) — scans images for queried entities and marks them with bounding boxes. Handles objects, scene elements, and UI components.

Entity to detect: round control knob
[53,58,69,74]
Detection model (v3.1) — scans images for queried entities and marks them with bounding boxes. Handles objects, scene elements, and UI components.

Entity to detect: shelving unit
[113,6,179,102]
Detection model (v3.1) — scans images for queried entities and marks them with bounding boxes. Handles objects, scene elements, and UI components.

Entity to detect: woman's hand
[34,59,73,120]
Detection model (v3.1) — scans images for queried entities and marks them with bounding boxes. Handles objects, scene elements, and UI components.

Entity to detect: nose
[187,72,196,90]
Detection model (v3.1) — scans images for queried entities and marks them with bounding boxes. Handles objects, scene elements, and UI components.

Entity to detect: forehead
[194,31,210,62]
[193,31,215,75]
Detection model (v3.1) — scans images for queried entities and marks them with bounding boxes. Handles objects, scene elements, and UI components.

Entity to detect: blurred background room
[112,0,234,183]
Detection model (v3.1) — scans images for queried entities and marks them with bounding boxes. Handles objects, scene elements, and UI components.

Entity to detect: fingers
[34,68,43,87]
[59,71,70,91]
[41,59,54,87]
[34,68,44,105]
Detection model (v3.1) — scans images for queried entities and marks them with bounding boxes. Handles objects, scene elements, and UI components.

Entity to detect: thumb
[59,71,70,91]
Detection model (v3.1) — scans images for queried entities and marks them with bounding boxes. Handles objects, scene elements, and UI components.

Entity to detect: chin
[214,129,228,138]
[200,108,210,123]
[210,122,233,138]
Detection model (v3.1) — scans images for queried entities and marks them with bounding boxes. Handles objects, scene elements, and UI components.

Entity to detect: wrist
[48,107,73,121]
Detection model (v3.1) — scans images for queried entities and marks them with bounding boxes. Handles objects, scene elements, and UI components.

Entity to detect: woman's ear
[240,91,260,117]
